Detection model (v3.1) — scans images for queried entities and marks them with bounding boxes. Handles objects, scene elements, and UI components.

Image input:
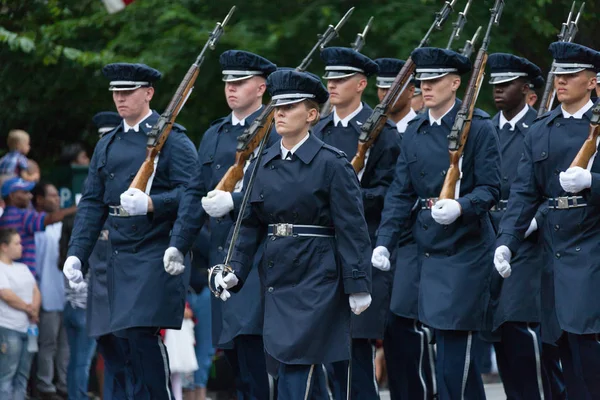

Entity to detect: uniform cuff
[342,272,370,295]
[457,197,475,220]
[496,233,520,255]
[150,193,176,220]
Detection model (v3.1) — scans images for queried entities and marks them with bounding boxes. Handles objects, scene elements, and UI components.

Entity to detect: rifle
[439,0,505,200]
[215,7,355,192]
[570,100,600,169]
[320,16,373,116]
[446,0,473,50]
[537,1,585,117]
[350,0,458,173]
[459,26,482,59]
[130,6,236,192]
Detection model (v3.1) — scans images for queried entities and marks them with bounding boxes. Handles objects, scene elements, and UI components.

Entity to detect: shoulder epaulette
[172,122,187,133]
[209,116,227,127]
[473,108,491,119]
[322,144,347,158]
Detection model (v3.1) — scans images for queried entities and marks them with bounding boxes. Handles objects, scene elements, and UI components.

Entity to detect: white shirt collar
[428,101,455,126]
[231,105,263,126]
[396,108,417,134]
[561,100,594,119]
[280,133,310,159]
[499,104,529,131]
[333,103,363,128]
[124,110,153,133]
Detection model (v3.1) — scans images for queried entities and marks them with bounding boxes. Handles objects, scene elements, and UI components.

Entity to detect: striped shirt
[0,206,46,277]
[0,151,28,177]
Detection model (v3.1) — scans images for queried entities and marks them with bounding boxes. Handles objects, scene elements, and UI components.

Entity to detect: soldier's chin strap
[208,118,275,298]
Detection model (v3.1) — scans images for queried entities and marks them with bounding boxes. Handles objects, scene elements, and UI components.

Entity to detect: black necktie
[501,122,510,131]
[285,152,293,160]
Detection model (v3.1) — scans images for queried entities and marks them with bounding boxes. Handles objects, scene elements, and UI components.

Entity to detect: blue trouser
[436,330,486,400]
[384,315,436,399]
[99,328,174,400]
[186,288,214,389]
[0,326,33,400]
[278,363,330,400]
[541,343,567,400]
[63,302,97,400]
[328,338,379,400]
[493,322,545,400]
[223,334,270,400]
[557,332,600,399]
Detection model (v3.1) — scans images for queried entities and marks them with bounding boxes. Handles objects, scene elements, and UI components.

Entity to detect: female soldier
[167,69,373,399]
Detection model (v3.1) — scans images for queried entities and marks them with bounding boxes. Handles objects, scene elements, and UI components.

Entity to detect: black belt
[419,198,439,210]
[108,205,130,217]
[547,196,587,209]
[490,200,508,211]
[267,224,335,237]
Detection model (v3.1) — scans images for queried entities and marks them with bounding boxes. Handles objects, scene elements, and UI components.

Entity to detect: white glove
[559,167,592,193]
[201,190,234,218]
[63,256,83,283]
[119,188,149,216]
[69,280,88,292]
[371,246,391,271]
[494,245,512,278]
[524,218,538,239]
[431,199,462,225]
[215,271,239,301]
[163,247,185,275]
[349,292,372,315]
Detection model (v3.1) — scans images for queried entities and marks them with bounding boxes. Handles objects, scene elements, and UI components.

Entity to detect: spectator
[32,182,69,400]
[0,129,39,184]
[0,177,77,277]
[59,144,90,167]
[164,303,198,400]
[0,228,41,400]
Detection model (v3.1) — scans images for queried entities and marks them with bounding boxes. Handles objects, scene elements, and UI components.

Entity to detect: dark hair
[60,143,86,165]
[31,181,52,208]
[0,228,18,246]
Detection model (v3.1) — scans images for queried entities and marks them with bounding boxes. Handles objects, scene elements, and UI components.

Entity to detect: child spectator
[0,130,39,184]
[0,228,41,400]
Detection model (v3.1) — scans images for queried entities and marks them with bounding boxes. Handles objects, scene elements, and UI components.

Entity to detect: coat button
[270,165,275,170]
[260,193,264,199]
[268,287,274,293]
[503,176,508,181]
[217,246,223,251]
[270,236,276,241]
[109,173,115,179]
[114,250,118,255]
[224,129,229,133]
[117,136,122,140]
[554,225,560,231]
[422,224,428,230]
[441,170,446,176]
[575,246,581,252]
[541,151,546,157]
[215,164,221,170]
[268,261,274,268]
[424,252,430,258]
[554,169,560,176]
[420,171,425,177]
[555,252,561,259]
[556,123,561,127]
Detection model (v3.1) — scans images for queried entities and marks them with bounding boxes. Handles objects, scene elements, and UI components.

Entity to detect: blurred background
[2,0,599,166]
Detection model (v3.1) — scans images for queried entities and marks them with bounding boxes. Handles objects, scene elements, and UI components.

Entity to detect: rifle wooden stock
[215,107,275,192]
[351,115,388,173]
[129,65,199,192]
[570,125,600,168]
[438,50,488,200]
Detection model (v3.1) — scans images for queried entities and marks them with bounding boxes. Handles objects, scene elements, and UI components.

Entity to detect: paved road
[379,383,505,399]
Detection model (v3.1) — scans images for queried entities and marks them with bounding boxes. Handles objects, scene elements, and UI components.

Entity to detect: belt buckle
[557,197,569,209]
[110,205,130,217]
[274,223,293,237]
[426,198,438,209]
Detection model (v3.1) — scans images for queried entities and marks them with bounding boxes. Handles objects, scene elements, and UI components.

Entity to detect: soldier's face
[224,77,266,113]
[327,75,367,107]
[554,71,597,105]
[112,87,154,121]
[420,74,460,111]
[274,102,316,137]
[411,93,424,112]
[493,79,527,111]
[377,85,415,113]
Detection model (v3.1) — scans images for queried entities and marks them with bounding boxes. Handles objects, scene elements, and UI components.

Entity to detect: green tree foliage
[1,0,599,165]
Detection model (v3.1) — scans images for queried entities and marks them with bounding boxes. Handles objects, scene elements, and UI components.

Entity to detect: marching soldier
[494,42,600,398]
[167,68,373,399]
[373,47,501,399]
[312,47,399,399]
[184,50,277,399]
[374,57,436,400]
[486,53,547,399]
[63,63,198,399]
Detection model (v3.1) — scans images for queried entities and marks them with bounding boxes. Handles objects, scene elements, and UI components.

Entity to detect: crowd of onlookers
[0,128,221,400]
